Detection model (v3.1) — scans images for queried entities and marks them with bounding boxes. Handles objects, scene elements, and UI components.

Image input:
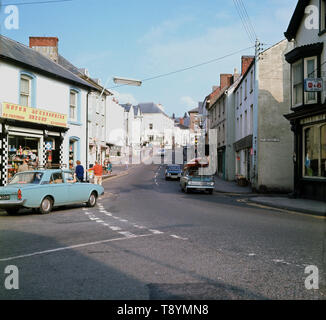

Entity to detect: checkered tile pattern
[1,138,8,186]
[59,143,64,168]
[41,142,46,167]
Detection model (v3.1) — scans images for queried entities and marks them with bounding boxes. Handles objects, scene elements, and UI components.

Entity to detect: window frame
[19,71,36,108]
[292,59,304,108]
[304,56,318,105]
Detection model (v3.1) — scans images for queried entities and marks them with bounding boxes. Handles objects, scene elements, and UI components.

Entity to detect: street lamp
[113,77,142,87]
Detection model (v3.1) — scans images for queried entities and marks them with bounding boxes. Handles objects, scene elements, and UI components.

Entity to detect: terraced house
[284,0,326,201]
[0,35,97,185]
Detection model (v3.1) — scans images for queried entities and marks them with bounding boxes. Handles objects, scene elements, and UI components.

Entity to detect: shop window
[303,124,326,178]
[304,57,317,104]
[69,138,80,170]
[292,60,303,107]
[321,125,326,177]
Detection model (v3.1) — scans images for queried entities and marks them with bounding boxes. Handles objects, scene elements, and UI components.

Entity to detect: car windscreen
[167,166,181,171]
[9,172,44,185]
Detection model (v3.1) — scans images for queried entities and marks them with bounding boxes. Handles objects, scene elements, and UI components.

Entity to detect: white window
[304,57,317,104]
[250,70,254,92]
[292,60,303,107]
[70,90,77,121]
[244,110,248,136]
[20,75,31,107]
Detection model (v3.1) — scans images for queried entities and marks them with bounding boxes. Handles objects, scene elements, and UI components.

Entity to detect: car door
[49,172,68,205]
[63,171,89,203]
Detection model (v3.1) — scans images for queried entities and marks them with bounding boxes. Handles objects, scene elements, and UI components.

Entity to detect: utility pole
[252,38,263,190]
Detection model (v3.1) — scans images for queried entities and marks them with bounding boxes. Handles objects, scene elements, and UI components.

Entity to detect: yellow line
[240,200,326,220]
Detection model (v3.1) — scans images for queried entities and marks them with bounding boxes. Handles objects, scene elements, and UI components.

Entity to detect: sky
[0,0,298,117]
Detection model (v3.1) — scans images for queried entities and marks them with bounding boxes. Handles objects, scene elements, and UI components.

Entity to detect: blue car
[0,169,104,215]
[165,164,183,180]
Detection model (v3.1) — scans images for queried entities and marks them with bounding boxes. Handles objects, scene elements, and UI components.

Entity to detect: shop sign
[0,102,67,128]
[304,78,323,92]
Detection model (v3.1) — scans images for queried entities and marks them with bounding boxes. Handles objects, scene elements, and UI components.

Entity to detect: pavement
[214,176,326,217]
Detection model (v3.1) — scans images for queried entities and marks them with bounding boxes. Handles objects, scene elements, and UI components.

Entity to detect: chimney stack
[220,74,233,89]
[29,37,59,63]
[241,56,254,76]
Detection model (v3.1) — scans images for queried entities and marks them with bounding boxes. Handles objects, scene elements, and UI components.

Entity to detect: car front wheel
[86,192,97,207]
[39,196,53,214]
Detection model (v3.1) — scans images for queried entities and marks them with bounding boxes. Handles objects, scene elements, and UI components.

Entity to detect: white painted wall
[0,60,88,169]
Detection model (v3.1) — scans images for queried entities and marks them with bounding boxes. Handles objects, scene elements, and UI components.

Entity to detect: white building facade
[0,35,95,185]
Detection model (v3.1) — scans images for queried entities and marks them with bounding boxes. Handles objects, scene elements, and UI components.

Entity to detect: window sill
[68,120,82,126]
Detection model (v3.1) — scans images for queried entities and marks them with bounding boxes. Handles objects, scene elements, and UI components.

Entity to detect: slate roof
[137,102,172,118]
[0,35,96,90]
[176,123,189,130]
[284,0,310,41]
[188,107,199,113]
[120,103,132,112]
[137,102,163,114]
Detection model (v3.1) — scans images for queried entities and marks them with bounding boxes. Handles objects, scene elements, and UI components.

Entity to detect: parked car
[0,169,104,215]
[180,163,215,194]
[165,165,183,180]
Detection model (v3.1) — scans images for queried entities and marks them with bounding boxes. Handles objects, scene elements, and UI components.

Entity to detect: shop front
[286,111,326,201]
[0,102,68,186]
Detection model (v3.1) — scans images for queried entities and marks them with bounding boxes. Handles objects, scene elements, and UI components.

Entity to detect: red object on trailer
[184,157,209,168]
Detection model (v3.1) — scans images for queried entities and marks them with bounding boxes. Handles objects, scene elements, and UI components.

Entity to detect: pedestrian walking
[93,161,103,185]
[75,160,84,182]
[107,161,112,175]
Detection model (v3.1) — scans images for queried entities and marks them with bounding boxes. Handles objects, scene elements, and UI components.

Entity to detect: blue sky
[0,0,297,117]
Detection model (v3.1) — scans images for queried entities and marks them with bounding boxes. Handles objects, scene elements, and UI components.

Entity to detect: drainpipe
[86,91,90,181]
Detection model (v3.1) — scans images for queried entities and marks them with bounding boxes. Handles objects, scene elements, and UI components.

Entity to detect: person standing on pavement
[75,160,84,182]
[18,158,29,172]
[93,161,103,185]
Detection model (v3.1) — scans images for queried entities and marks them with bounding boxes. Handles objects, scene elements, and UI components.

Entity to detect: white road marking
[148,229,164,234]
[109,226,122,231]
[95,220,104,223]
[133,225,146,229]
[170,234,188,241]
[118,231,136,238]
[105,213,112,216]
[0,234,155,262]
[119,219,128,223]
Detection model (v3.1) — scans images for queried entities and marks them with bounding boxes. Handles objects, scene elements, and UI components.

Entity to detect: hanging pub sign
[304,78,323,92]
[0,102,67,128]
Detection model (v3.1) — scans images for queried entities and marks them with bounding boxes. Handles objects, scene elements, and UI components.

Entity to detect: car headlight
[209,182,215,186]
[188,181,193,185]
